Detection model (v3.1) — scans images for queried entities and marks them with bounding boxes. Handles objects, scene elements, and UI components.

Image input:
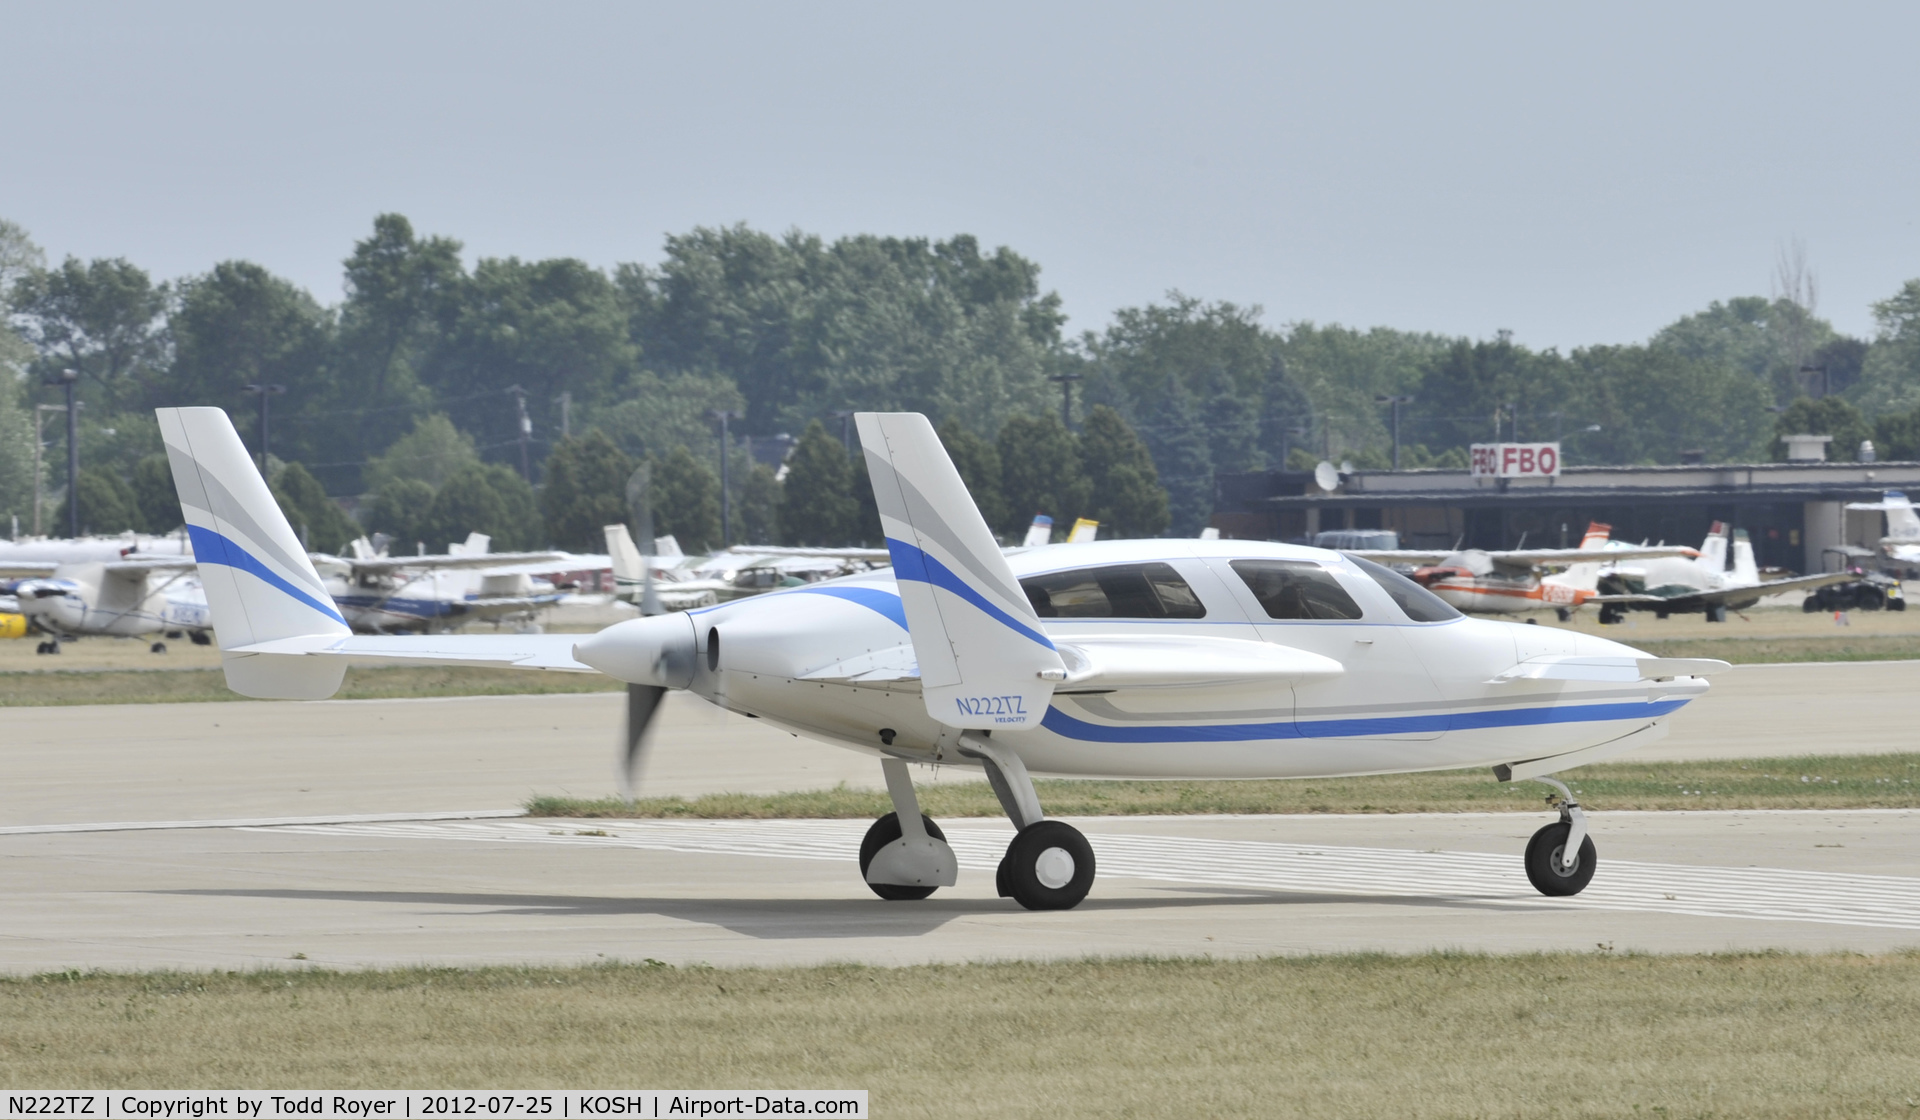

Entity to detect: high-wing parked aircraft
[315,534,574,633]
[1846,490,1920,574]
[1591,522,1856,623]
[1351,524,1697,620]
[605,525,890,610]
[159,406,1724,910]
[2,556,210,653]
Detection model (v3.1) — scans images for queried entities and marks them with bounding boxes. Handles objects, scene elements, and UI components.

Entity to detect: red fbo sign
[1470,442,1560,479]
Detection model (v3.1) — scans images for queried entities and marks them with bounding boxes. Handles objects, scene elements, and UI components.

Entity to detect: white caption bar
[1,1093,866,1120]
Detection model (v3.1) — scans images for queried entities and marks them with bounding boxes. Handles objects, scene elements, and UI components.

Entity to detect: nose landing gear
[1521,776,1596,896]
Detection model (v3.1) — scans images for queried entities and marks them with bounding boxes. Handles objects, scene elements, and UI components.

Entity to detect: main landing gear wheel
[858,812,947,901]
[150,641,167,654]
[997,820,1096,911]
[1524,821,1597,896]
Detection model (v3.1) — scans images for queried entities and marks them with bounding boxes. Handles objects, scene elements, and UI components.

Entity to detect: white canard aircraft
[159,406,1725,910]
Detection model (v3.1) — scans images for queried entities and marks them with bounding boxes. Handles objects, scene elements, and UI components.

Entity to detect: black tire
[190,630,213,645]
[1524,821,1597,897]
[35,642,47,655]
[858,812,947,901]
[150,641,167,654]
[1705,604,1727,623]
[1001,820,1095,911]
[1803,596,1819,613]
[1554,608,1572,623]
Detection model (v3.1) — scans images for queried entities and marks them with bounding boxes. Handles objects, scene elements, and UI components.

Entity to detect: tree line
[4,214,1920,547]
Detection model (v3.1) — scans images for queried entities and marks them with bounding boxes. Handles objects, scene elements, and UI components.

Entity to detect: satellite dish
[1314,461,1340,491]
[1339,460,1355,476]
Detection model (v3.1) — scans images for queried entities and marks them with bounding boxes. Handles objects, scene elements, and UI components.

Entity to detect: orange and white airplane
[1350,524,1698,620]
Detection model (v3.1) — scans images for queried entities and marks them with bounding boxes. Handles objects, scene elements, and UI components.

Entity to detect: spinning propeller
[621,682,667,802]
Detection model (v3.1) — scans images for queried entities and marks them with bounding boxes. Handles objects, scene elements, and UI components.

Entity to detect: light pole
[242,383,286,473]
[31,402,69,537]
[1048,373,1083,429]
[1375,395,1414,470]
[710,409,744,548]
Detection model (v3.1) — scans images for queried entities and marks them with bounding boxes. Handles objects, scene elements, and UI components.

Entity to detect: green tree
[541,430,636,551]
[129,454,179,534]
[0,373,35,525]
[1873,405,1920,461]
[737,463,782,545]
[425,256,636,451]
[364,414,481,492]
[271,462,362,554]
[1770,397,1870,462]
[1078,406,1168,538]
[1561,345,1769,464]
[58,467,136,535]
[1852,280,1920,414]
[587,371,746,466]
[779,421,858,546]
[1132,378,1211,537]
[996,413,1088,537]
[9,256,169,411]
[651,445,721,552]
[937,420,1008,531]
[1652,296,1841,407]
[416,464,540,553]
[631,226,1061,434]
[163,261,334,461]
[364,478,436,551]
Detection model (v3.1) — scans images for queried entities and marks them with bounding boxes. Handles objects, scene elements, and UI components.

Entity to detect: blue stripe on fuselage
[187,524,347,626]
[886,536,1054,650]
[1040,697,1692,743]
[785,585,909,629]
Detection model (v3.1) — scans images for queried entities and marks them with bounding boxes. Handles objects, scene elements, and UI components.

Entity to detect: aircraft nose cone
[573,613,698,687]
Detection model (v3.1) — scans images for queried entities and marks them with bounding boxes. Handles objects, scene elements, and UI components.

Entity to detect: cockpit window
[1021,562,1207,619]
[1229,559,1364,621]
[1345,553,1462,622]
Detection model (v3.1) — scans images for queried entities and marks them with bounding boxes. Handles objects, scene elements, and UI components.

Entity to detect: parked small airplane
[158,406,1725,910]
[1352,524,1697,620]
[1846,490,1920,574]
[1591,522,1856,623]
[605,525,891,611]
[315,534,576,633]
[1,555,211,653]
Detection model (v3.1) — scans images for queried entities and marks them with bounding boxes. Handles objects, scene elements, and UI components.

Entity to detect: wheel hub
[1034,846,1075,889]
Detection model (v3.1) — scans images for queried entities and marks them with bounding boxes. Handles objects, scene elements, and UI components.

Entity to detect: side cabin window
[1022,562,1207,619]
[1230,559,1364,621]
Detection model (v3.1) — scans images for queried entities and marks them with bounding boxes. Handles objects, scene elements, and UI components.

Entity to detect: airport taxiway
[2,660,1916,971]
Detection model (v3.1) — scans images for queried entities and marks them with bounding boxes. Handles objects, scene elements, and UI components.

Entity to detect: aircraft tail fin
[1577,521,1611,550]
[1885,491,1920,540]
[1730,529,1760,584]
[1697,521,1730,575]
[605,524,644,585]
[858,412,1062,729]
[1067,517,1100,543]
[1552,522,1614,593]
[157,407,350,699]
[1022,515,1054,548]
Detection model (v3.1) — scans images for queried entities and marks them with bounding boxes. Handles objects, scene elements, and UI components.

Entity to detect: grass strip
[0,666,623,706]
[3,953,1916,1117]
[531,752,1920,818]
[1628,634,1920,663]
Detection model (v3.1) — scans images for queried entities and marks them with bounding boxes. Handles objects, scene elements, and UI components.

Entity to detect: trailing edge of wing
[226,633,592,671]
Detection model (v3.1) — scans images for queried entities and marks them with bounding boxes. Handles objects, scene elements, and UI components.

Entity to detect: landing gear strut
[1522,776,1596,896]
[962,735,1095,911]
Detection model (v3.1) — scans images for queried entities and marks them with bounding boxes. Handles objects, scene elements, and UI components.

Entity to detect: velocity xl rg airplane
[158,406,1725,910]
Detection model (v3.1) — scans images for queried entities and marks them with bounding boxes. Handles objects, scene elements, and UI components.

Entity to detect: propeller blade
[621,682,667,802]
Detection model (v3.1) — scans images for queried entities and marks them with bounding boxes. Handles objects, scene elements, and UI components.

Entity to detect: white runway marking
[249,818,1920,932]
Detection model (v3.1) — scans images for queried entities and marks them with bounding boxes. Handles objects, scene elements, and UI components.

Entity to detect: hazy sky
[5,2,1917,349]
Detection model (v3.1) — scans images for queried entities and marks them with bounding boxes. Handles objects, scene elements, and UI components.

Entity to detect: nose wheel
[1521,777,1597,896]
